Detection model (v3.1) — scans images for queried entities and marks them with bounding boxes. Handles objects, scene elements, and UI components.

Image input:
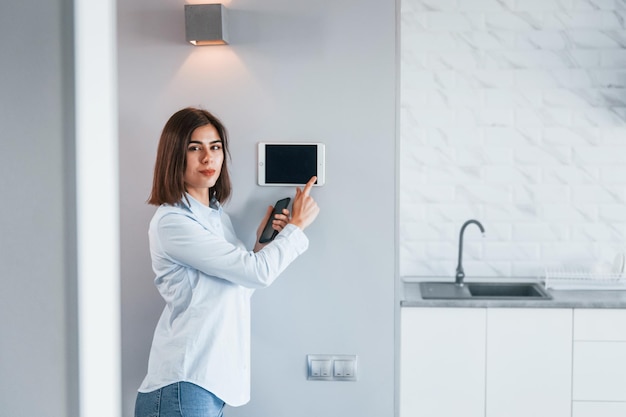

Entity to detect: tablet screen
[264,144,318,185]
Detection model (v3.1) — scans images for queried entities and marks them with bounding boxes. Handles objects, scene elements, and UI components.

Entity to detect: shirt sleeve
[154,212,309,289]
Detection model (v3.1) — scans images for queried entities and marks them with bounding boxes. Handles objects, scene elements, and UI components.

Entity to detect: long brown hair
[148,107,232,206]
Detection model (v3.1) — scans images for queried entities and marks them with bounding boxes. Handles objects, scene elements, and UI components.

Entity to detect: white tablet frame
[257,142,326,186]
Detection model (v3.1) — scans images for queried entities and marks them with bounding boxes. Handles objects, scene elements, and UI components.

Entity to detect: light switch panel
[307,354,357,381]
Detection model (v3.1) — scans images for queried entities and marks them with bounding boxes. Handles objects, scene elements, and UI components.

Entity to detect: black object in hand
[258,197,291,243]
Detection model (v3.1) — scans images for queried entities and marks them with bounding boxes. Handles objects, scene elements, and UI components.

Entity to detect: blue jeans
[135,382,225,417]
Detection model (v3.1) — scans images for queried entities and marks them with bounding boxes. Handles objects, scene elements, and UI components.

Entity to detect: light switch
[307,356,333,380]
[319,360,332,377]
[307,354,357,381]
[310,360,322,377]
[333,358,356,380]
[334,360,346,377]
[333,360,352,377]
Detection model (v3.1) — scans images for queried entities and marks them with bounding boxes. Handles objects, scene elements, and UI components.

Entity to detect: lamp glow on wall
[185,4,228,45]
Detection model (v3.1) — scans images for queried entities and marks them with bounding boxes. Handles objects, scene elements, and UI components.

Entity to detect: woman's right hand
[289,176,320,231]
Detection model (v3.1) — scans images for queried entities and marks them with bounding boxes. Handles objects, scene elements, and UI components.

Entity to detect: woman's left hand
[254,206,290,252]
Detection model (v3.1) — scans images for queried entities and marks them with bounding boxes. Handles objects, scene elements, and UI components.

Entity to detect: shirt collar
[180,192,222,216]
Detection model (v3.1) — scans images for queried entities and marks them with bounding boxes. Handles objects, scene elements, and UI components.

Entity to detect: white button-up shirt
[138,194,308,406]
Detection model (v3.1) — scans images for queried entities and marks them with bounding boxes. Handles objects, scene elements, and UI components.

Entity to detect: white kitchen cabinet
[400,308,486,417]
[574,309,626,341]
[401,307,572,417]
[485,308,572,417]
[573,309,626,411]
[573,402,626,417]
[573,342,626,401]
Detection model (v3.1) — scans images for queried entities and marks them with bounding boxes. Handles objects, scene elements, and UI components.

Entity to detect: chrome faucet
[455,219,485,286]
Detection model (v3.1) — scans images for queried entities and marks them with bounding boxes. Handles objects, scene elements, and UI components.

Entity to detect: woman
[135,107,320,417]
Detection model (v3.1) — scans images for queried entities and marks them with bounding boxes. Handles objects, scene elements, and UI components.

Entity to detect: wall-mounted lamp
[185,4,228,45]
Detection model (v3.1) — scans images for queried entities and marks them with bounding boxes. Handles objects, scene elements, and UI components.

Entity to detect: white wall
[401,0,626,279]
[118,1,397,416]
[74,0,121,415]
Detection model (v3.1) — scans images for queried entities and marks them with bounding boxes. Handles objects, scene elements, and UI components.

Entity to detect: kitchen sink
[467,282,549,298]
[420,282,551,300]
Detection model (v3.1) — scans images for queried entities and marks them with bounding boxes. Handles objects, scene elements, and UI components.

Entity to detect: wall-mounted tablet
[258,142,325,186]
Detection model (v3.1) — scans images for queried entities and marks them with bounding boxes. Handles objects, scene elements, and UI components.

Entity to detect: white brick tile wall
[570,223,626,240]
[402,0,457,12]
[456,184,512,203]
[400,1,626,277]
[512,223,570,240]
[601,50,626,67]
[601,167,626,182]
[567,51,602,67]
[515,108,572,126]
[573,147,626,164]
[424,12,485,31]
[456,145,513,165]
[483,127,541,145]
[401,0,626,278]
[571,185,624,202]
[401,184,456,202]
[513,184,569,203]
[570,109,626,127]
[542,127,599,145]
[426,127,483,145]
[572,0,616,11]
[514,70,568,88]
[484,242,541,260]
[426,204,484,221]
[513,145,570,165]
[484,12,543,31]
[511,0,571,12]
[481,166,542,183]
[484,89,543,107]
[458,0,512,12]
[600,205,626,221]
[541,242,599,260]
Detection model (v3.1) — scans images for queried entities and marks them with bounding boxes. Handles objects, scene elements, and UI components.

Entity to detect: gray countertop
[401,279,626,308]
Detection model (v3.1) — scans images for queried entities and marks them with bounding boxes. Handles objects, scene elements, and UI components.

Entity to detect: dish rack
[544,269,626,290]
